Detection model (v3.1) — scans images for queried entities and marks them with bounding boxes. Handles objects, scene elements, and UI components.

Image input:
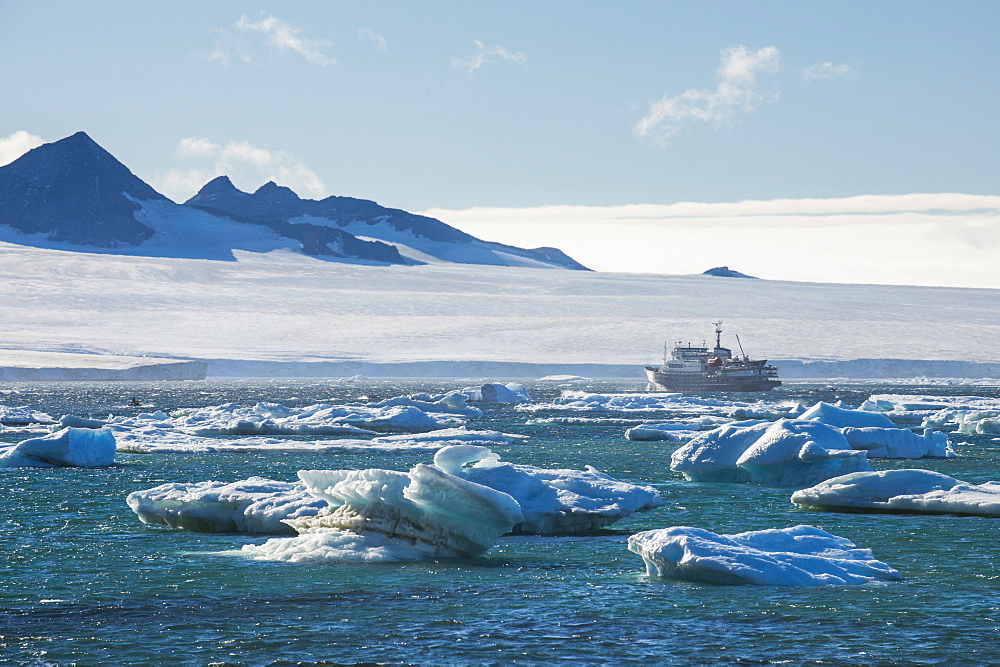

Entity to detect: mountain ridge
[0,132,588,269]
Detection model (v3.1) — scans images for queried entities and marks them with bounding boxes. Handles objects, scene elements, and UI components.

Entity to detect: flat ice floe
[628,525,902,586]
[434,445,663,533]
[0,404,54,425]
[791,469,1000,516]
[128,477,325,534]
[0,427,116,467]
[518,391,746,415]
[114,426,526,454]
[241,463,524,562]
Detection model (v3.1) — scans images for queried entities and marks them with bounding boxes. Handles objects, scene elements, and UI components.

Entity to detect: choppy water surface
[2,379,1000,664]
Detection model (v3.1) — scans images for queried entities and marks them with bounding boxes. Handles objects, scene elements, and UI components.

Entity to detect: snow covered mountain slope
[0,133,585,269]
[0,241,996,378]
[185,176,589,270]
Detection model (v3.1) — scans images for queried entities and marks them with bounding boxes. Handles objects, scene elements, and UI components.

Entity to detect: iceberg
[624,423,696,442]
[671,420,871,487]
[0,427,115,467]
[127,477,324,534]
[433,445,663,533]
[241,463,523,562]
[165,401,464,435]
[457,383,532,404]
[791,469,1000,516]
[0,404,54,425]
[113,425,525,454]
[840,426,953,458]
[369,391,484,417]
[800,401,897,429]
[628,525,902,586]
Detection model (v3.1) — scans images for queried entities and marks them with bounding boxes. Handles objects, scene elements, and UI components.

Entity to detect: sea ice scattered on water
[627,524,903,586]
[791,469,1000,516]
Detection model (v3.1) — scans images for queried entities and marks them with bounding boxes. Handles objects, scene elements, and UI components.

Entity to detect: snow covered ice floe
[240,463,524,562]
[164,401,466,435]
[114,427,526,454]
[457,382,532,404]
[0,404,54,425]
[791,469,1000,516]
[518,391,746,415]
[433,445,663,533]
[0,427,115,467]
[671,420,871,487]
[624,423,700,442]
[627,525,902,586]
[128,477,325,534]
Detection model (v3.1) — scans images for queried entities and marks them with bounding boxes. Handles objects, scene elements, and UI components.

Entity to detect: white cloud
[802,61,854,80]
[421,193,1000,288]
[634,45,781,144]
[149,137,327,202]
[0,130,44,166]
[452,41,527,74]
[358,27,387,52]
[209,14,337,67]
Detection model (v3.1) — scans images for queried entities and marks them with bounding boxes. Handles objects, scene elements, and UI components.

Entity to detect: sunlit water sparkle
[2,379,999,664]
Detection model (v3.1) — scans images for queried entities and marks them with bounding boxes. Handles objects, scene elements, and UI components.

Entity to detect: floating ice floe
[126,444,658,538]
[114,427,526,454]
[128,477,324,534]
[671,420,870,487]
[434,445,663,533]
[624,422,699,442]
[166,401,465,435]
[241,463,524,562]
[369,391,484,416]
[800,401,897,429]
[0,404,54,425]
[728,402,806,421]
[923,409,1000,436]
[518,391,739,415]
[627,524,902,586]
[0,427,116,467]
[457,383,532,404]
[839,426,953,458]
[791,469,1000,516]
[860,394,1000,425]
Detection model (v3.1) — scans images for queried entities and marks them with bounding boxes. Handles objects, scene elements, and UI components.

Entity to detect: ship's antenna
[735,333,747,359]
[714,320,723,349]
[663,341,668,366]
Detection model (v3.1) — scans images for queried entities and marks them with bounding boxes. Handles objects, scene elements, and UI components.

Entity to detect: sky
[1,1,998,287]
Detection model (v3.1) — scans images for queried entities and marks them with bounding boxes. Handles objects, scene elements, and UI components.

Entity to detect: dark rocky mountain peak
[703,266,758,279]
[0,131,167,247]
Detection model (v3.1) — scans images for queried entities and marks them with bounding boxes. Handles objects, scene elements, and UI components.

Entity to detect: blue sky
[2,1,998,286]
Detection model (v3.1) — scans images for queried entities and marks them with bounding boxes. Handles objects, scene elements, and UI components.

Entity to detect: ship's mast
[714,320,723,349]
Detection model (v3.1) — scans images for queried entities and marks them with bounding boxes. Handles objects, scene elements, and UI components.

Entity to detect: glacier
[627,524,902,586]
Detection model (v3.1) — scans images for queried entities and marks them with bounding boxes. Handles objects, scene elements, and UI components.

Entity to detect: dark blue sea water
[2,379,999,664]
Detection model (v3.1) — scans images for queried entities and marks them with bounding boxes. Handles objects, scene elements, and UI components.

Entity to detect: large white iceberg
[127,477,324,534]
[840,426,953,458]
[628,525,902,586]
[241,463,524,562]
[458,383,532,404]
[433,445,663,533]
[671,420,871,486]
[791,469,1000,516]
[801,401,897,429]
[0,427,116,467]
